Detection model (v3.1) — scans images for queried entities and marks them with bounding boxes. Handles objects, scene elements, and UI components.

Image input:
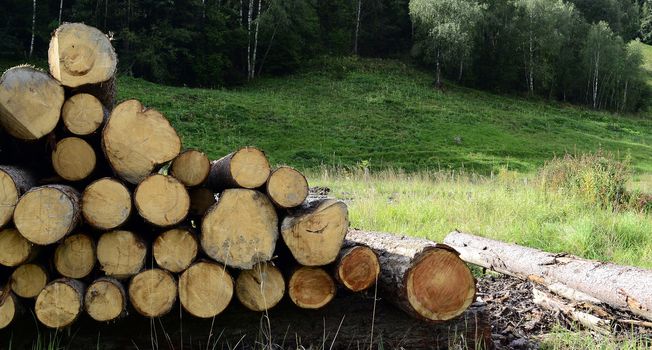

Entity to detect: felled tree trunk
[178,262,233,318]
[96,230,147,279]
[35,278,85,329]
[334,245,380,292]
[170,149,211,187]
[235,262,285,312]
[10,264,48,298]
[153,228,198,273]
[85,277,127,322]
[128,269,177,318]
[0,165,36,229]
[0,228,37,267]
[53,233,96,279]
[206,147,270,192]
[133,174,190,227]
[265,166,309,208]
[51,137,97,181]
[61,93,108,136]
[0,292,18,330]
[81,178,132,231]
[288,266,336,309]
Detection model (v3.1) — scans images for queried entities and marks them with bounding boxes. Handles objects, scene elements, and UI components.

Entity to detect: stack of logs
[0,22,483,347]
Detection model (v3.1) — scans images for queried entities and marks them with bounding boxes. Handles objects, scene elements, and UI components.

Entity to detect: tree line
[1,0,651,112]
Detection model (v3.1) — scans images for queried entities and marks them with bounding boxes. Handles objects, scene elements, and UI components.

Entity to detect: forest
[2,0,652,112]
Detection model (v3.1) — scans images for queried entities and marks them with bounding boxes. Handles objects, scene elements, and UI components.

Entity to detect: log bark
[288,266,336,310]
[0,66,64,140]
[0,228,37,267]
[532,287,611,335]
[188,187,215,217]
[54,233,96,279]
[444,230,652,322]
[102,99,181,184]
[178,262,233,318]
[97,230,147,279]
[170,149,210,187]
[82,177,132,230]
[153,228,198,273]
[129,269,177,318]
[10,263,48,298]
[35,278,85,328]
[51,137,97,181]
[235,262,285,312]
[346,229,476,322]
[0,165,36,229]
[206,147,270,192]
[67,76,117,110]
[85,277,127,322]
[335,245,380,292]
[201,189,278,269]
[281,198,349,266]
[265,166,309,208]
[13,185,81,245]
[134,174,189,227]
[61,93,108,136]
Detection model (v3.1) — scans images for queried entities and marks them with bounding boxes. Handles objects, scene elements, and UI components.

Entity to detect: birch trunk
[247,0,253,80]
[592,51,600,109]
[354,0,362,55]
[251,0,262,80]
[59,0,63,24]
[29,0,36,58]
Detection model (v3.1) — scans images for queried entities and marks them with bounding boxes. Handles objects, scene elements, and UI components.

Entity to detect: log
[153,228,198,273]
[82,178,132,230]
[235,262,285,312]
[178,262,233,318]
[85,277,127,322]
[0,66,64,140]
[13,185,81,245]
[265,166,309,208]
[134,174,190,227]
[188,187,216,217]
[61,93,107,136]
[102,99,181,184]
[129,269,177,318]
[288,266,336,310]
[35,278,85,328]
[0,165,36,229]
[170,149,210,187]
[0,228,36,267]
[97,230,147,279]
[206,147,270,191]
[335,245,380,292]
[51,137,97,181]
[10,264,48,298]
[443,230,652,322]
[346,230,476,322]
[0,292,17,329]
[201,189,278,269]
[281,199,349,266]
[54,233,96,279]
[532,287,611,335]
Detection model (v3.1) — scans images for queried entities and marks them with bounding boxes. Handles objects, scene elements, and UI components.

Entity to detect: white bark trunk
[354,0,362,55]
[29,0,36,58]
[528,13,534,94]
[592,51,600,109]
[251,0,262,80]
[247,0,253,80]
[59,0,63,25]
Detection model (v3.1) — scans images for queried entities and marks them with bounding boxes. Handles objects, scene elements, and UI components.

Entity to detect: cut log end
[153,228,198,273]
[10,264,48,298]
[97,230,147,279]
[48,23,117,87]
[179,262,233,318]
[208,147,270,190]
[0,228,34,267]
[13,185,81,245]
[62,93,105,135]
[188,187,216,217]
[134,175,190,227]
[406,248,476,322]
[336,246,380,292]
[0,293,16,329]
[289,267,336,309]
[85,278,126,322]
[82,178,132,230]
[35,279,84,328]
[171,150,210,187]
[0,66,64,140]
[0,171,18,228]
[235,262,285,312]
[266,166,309,208]
[129,269,177,318]
[52,137,97,181]
[54,233,96,279]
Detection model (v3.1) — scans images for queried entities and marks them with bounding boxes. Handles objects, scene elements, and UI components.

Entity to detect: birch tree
[354,0,362,55]
[29,0,36,58]
[582,21,620,109]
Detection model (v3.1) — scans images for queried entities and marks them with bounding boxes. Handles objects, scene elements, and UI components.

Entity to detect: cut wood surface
[0,228,35,267]
[134,174,189,227]
[129,269,177,317]
[188,187,215,217]
[0,165,36,229]
[97,230,147,279]
[265,166,309,208]
[82,178,132,230]
[85,277,126,322]
[235,262,285,312]
[48,23,117,88]
[0,66,65,140]
[178,262,233,318]
[10,264,48,298]
[0,292,17,329]
[444,230,652,322]
[54,233,96,279]
[201,189,278,269]
[102,99,181,184]
[207,147,270,191]
[170,149,210,187]
[288,266,336,309]
[347,229,476,322]
[153,228,198,273]
[13,185,81,245]
[281,198,349,266]
[35,278,85,328]
[335,245,380,292]
[52,137,97,181]
[61,93,106,135]
[532,287,611,335]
